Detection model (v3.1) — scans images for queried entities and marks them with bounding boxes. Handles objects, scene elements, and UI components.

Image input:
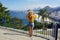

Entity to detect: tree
[0,2,23,30]
[38,8,49,30]
[12,17,23,29]
[0,2,11,26]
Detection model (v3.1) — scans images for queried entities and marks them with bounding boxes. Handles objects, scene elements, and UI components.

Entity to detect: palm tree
[38,8,49,30]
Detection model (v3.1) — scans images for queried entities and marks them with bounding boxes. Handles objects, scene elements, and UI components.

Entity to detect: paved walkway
[0,28,46,40]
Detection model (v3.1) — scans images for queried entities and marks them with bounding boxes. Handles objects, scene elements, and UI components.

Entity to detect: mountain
[44,6,60,22]
[43,6,53,12]
[41,6,60,12]
[10,6,60,22]
[34,6,60,22]
[52,7,60,12]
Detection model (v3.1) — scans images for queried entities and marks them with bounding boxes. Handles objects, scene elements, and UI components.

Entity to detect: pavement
[0,28,46,40]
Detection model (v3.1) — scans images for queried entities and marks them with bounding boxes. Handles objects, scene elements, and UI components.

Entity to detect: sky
[0,0,60,11]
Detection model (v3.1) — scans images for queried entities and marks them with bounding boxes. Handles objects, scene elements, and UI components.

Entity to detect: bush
[34,22,43,29]
[34,20,49,29]
[22,24,29,31]
[21,20,49,31]
[44,22,49,28]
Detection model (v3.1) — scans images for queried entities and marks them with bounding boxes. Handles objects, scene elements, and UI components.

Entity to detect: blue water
[10,11,28,25]
[23,19,28,25]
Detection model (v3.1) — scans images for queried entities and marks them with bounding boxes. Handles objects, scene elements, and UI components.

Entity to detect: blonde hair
[28,9,34,15]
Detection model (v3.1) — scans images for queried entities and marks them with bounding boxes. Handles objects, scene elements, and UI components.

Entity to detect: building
[35,13,53,24]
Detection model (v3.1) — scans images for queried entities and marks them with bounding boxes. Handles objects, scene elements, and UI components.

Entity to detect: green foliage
[0,2,23,30]
[11,17,23,29]
[22,21,43,31]
[38,9,49,20]
[34,20,49,29]
[22,24,29,31]
[34,20,43,29]
[0,2,11,26]
[38,8,50,29]
[0,3,2,7]
[44,22,49,28]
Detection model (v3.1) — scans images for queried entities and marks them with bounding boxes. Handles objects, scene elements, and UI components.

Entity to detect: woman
[26,10,36,37]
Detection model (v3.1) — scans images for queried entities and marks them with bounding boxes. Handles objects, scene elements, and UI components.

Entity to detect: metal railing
[34,21,59,40]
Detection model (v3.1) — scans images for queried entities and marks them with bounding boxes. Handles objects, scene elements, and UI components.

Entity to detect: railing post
[52,23,56,37]
[55,23,58,40]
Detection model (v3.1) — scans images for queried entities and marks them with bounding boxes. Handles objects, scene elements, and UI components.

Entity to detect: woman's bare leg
[29,27,33,37]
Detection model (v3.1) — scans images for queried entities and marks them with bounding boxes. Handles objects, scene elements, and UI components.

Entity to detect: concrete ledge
[0,26,59,40]
[0,26,28,34]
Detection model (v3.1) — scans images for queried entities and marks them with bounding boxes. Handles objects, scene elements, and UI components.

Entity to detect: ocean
[23,19,28,25]
[10,11,28,25]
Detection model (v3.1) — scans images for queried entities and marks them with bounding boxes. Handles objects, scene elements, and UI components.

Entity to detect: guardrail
[34,21,59,40]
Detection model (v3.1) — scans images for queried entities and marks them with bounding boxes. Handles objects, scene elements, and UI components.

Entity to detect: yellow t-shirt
[26,15,36,22]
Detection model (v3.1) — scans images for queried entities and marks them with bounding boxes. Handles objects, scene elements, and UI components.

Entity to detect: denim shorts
[28,22,34,27]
